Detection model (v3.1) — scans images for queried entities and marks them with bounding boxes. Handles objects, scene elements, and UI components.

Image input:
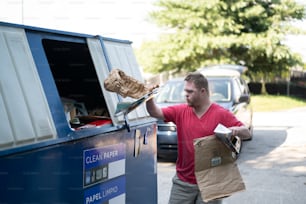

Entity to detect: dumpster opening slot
[42,39,112,130]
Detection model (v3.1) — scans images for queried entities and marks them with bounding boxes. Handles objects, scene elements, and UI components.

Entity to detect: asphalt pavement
[157,107,306,204]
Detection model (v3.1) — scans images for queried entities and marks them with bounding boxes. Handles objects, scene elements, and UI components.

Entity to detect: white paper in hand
[214,124,232,135]
[214,124,240,154]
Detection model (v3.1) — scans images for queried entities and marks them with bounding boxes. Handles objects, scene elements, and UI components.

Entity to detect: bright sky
[0,0,160,48]
[0,0,305,59]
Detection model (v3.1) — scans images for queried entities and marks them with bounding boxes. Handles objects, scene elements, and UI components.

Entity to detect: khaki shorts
[169,174,222,204]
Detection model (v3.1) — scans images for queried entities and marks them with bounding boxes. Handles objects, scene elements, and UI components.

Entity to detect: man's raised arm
[146,98,165,120]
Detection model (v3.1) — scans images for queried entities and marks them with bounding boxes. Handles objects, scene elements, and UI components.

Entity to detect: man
[146,72,250,204]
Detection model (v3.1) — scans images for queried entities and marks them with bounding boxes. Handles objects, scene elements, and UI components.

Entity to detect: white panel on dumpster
[87,37,120,125]
[103,40,148,120]
[0,87,14,147]
[0,26,56,149]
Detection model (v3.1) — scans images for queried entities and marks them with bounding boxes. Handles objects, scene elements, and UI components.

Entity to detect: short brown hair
[184,72,209,91]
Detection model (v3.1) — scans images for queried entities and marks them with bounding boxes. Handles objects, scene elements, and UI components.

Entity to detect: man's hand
[147,84,159,92]
[229,126,251,140]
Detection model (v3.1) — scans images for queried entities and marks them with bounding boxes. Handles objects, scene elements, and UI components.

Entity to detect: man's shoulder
[210,102,224,110]
[209,103,229,113]
[162,103,191,117]
[163,103,188,110]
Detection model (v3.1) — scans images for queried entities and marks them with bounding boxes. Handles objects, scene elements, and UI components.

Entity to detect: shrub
[248,82,262,94]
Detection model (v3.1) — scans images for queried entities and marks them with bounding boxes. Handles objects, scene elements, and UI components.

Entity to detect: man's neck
[193,100,212,118]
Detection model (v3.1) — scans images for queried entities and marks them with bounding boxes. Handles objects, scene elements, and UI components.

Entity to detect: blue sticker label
[84,176,125,204]
[83,143,126,188]
[84,143,125,169]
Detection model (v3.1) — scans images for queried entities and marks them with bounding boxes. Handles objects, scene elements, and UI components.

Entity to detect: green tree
[136,0,306,80]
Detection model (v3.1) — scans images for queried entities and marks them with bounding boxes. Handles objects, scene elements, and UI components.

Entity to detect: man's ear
[202,88,209,96]
[201,88,206,93]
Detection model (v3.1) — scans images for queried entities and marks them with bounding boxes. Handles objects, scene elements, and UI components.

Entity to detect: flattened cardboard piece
[194,135,245,202]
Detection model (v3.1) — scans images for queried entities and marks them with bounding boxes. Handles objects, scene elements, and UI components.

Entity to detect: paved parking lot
[157,107,306,204]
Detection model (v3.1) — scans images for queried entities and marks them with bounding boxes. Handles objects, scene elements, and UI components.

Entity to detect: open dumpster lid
[114,89,158,117]
[198,64,248,76]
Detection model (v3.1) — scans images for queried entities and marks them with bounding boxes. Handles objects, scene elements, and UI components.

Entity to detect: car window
[156,81,185,103]
[239,78,250,94]
[239,78,245,93]
[156,78,233,103]
[233,78,242,98]
[208,79,231,102]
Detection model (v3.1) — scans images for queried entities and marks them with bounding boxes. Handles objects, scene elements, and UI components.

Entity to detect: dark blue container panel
[0,123,157,204]
[0,22,157,204]
[25,30,88,137]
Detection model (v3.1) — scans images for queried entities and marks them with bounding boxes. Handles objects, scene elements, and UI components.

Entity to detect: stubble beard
[186,99,194,107]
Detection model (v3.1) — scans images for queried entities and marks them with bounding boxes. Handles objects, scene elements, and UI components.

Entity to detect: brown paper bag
[194,135,246,202]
